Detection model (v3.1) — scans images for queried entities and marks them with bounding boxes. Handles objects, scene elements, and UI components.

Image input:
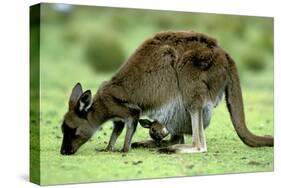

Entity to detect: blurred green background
[30,3,273,185]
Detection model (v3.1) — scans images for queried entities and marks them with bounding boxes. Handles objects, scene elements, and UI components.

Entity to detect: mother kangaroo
[60,31,273,155]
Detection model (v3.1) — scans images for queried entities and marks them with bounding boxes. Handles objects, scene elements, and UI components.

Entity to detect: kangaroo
[133,112,211,149]
[138,119,170,143]
[134,112,211,148]
[60,31,273,155]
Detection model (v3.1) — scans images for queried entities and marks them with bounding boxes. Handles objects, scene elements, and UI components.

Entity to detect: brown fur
[60,31,273,155]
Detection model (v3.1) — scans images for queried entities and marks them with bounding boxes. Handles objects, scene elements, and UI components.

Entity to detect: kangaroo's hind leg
[158,108,207,154]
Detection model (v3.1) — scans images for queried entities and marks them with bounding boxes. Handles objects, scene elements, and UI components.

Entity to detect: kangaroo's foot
[131,140,171,148]
[158,144,207,154]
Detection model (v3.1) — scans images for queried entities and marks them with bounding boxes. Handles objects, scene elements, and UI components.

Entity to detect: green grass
[31,58,274,185]
[30,4,274,185]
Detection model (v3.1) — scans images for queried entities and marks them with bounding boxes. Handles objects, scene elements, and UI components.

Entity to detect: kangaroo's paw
[158,144,207,154]
[121,147,130,153]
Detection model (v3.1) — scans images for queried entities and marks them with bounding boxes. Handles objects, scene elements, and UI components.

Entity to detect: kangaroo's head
[139,119,169,142]
[60,83,96,155]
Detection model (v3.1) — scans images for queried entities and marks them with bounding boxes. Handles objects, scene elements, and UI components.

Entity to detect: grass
[30,58,274,185]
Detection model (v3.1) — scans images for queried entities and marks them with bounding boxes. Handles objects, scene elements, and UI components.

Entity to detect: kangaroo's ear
[69,83,83,110]
[77,90,92,112]
[139,119,153,129]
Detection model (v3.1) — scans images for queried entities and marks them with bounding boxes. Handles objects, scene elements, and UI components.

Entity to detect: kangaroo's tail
[224,54,273,147]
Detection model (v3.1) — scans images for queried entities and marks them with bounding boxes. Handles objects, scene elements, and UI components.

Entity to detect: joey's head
[139,119,169,142]
[60,83,99,155]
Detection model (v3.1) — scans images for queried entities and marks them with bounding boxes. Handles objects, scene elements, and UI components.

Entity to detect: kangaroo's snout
[60,142,75,155]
